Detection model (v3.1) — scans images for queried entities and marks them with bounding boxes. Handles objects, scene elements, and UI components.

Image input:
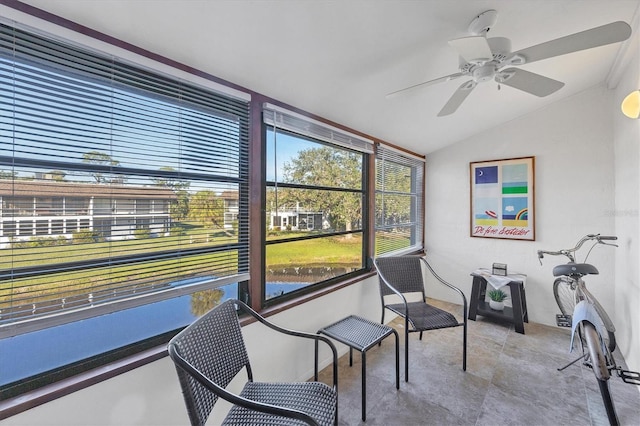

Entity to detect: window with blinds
[0,23,250,337]
[375,145,425,256]
[263,105,372,304]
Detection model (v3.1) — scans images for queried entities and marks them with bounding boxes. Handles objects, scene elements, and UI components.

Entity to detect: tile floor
[317,300,640,426]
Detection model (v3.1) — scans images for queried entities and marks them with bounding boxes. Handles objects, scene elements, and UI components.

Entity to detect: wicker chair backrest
[170,299,251,426]
[375,256,426,297]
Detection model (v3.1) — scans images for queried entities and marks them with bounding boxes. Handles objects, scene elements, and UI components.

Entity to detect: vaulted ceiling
[13,0,640,154]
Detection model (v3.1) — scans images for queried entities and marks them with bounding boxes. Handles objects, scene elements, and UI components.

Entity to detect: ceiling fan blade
[437,80,476,117]
[386,72,466,98]
[497,68,564,97]
[448,36,493,63]
[510,21,632,65]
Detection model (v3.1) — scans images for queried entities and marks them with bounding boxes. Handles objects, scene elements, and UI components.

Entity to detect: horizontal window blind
[0,23,249,336]
[263,103,374,154]
[375,145,424,256]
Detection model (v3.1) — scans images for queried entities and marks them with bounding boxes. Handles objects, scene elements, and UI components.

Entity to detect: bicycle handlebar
[537,234,617,264]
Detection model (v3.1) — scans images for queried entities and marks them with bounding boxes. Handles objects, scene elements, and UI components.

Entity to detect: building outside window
[263,105,373,304]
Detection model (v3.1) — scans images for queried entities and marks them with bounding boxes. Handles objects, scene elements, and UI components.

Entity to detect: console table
[468,271,528,334]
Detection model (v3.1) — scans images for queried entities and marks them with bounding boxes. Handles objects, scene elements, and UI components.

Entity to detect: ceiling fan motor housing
[472,64,495,82]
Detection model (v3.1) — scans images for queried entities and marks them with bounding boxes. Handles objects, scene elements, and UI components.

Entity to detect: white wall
[612,12,640,373]
[1,277,381,425]
[425,73,640,376]
[425,84,617,329]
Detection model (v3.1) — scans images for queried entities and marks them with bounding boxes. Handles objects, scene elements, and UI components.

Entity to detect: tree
[151,166,190,191]
[0,170,17,180]
[188,190,225,228]
[170,190,190,220]
[152,166,190,219]
[276,147,362,232]
[47,170,67,181]
[82,151,121,183]
[375,160,413,227]
[190,288,224,317]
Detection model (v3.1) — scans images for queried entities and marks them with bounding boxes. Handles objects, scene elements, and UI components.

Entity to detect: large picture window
[375,145,425,256]
[0,23,249,396]
[0,17,426,402]
[263,106,372,304]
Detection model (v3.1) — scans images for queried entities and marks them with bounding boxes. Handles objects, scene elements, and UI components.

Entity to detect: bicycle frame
[560,276,615,376]
[570,276,616,341]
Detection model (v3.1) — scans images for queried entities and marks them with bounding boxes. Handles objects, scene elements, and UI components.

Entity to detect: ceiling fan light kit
[388,10,633,117]
[621,90,640,119]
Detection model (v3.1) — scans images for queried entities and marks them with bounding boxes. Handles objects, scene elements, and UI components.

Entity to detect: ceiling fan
[387,10,632,117]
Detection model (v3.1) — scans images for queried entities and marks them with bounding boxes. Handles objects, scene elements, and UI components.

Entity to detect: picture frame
[470,156,535,241]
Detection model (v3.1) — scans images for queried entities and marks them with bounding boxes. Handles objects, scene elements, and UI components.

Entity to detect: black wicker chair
[373,256,467,382]
[168,299,338,426]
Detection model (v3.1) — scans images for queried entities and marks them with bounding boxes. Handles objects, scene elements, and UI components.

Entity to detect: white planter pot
[489,300,504,311]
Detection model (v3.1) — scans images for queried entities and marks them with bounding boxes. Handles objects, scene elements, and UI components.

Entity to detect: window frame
[261,124,370,307]
[374,144,426,257]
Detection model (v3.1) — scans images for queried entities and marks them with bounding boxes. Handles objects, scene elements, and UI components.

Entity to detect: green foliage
[488,288,508,302]
[188,190,224,228]
[72,229,104,244]
[12,236,69,248]
[134,228,151,239]
[152,167,191,192]
[169,190,190,220]
[269,146,363,232]
[82,150,121,183]
[375,160,413,226]
[47,170,67,181]
[190,288,225,317]
[170,226,186,236]
[0,170,17,179]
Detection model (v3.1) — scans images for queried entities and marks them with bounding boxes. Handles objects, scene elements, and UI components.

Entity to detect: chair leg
[404,318,410,382]
[379,309,386,347]
[419,331,423,340]
[462,321,467,372]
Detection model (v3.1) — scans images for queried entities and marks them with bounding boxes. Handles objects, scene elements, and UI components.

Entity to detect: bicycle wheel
[583,322,619,425]
[553,277,576,316]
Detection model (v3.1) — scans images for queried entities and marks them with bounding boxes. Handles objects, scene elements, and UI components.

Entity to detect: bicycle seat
[553,263,599,277]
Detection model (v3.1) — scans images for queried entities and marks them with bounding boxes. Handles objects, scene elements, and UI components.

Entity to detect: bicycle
[537,234,640,426]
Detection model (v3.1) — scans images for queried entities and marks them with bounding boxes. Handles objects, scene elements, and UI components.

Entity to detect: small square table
[317,315,399,421]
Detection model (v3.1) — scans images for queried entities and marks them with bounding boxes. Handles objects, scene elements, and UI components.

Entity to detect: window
[375,145,425,256]
[263,105,373,304]
[0,23,249,396]
[0,15,428,403]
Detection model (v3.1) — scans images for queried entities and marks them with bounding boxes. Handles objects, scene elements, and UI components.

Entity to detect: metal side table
[316,315,399,421]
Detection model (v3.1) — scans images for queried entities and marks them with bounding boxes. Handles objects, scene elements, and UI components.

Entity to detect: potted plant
[488,288,508,311]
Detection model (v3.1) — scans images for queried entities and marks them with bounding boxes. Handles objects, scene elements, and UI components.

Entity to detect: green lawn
[1,224,409,308]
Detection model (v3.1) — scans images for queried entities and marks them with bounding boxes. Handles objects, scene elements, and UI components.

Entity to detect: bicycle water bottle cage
[553,263,599,277]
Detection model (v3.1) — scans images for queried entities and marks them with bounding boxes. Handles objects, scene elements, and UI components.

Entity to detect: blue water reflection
[0,282,306,387]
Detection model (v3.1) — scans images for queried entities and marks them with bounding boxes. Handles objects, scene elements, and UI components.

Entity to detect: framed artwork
[470,156,535,240]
